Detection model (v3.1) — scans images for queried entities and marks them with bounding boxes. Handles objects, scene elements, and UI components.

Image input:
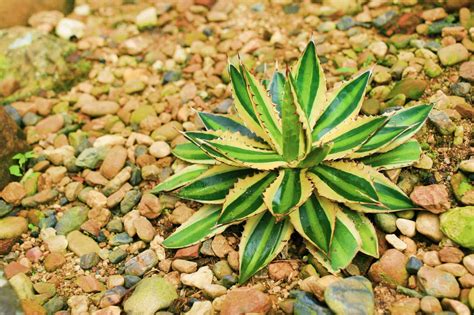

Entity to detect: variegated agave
[152,41,432,283]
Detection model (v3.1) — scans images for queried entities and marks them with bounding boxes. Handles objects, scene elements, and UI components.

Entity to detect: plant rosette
[151,40,432,283]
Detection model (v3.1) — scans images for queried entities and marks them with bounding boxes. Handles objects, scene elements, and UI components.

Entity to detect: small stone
[56,18,85,40]
[172,259,197,273]
[135,7,157,29]
[4,262,30,279]
[368,41,388,58]
[76,275,105,293]
[120,189,142,214]
[109,248,127,264]
[374,213,397,233]
[442,298,471,314]
[420,296,442,313]
[459,61,474,82]
[107,275,125,289]
[387,78,427,100]
[417,266,460,298]
[396,218,416,237]
[439,247,464,263]
[186,300,213,315]
[324,276,374,315]
[268,261,298,281]
[212,261,233,280]
[1,182,26,205]
[123,276,177,315]
[424,59,442,78]
[369,249,409,288]
[435,263,468,277]
[440,206,474,250]
[67,230,101,256]
[124,249,158,276]
[44,252,66,272]
[424,251,442,266]
[438,44,469,66]
[137,194,162,219]
[0,216,27,239]
[55,206,89,235]
[203,284,227,299]
[421,8,447,21]
[100,146,127,180]
[459,160,474,173]
[80,252,101,270]
[149,141,171,158]
[45,235,68,253]
[450,173,474,205]
[35,114,64,135]
[416,212,444,242]
[134,216,155,242]
[463,254,474,274]
[175,243,200,259]
[220,287,271,315]
[428,110,456,135]
[406,256,423,274]
[410,185,450,214]
[211,235,233,258]
[124,80,146,94]
[180,266,213,289]
[9,273,34,300]
[170,205,194,224]
[389,297,420,315]
[385,234,407,251]
[81,101,119,117]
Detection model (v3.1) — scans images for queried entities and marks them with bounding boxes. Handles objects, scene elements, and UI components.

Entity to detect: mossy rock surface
[0,27,90,104]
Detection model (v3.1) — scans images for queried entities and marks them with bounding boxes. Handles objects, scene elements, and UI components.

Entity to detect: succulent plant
[152,41,432,283]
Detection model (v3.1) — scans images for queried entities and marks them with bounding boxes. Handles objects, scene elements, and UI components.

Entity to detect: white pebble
[385,234,408,251]
[396,218,416,237]
[149,141,171,158]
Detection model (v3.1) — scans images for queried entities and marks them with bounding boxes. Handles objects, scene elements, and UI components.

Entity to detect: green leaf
[345,167,416,212]
[342,207,379,258]
[241,65,283,154]
[263,169,313,217]
[308,161,379,204]
[162,205,228,248]
[297,143,333,168]
[359,140,421,170]
[239,211,293,283]
[282,75,307,162]
[312,70,371,144]
[323,116,388,160]
[229,64,268,142]
[293,40,327,127]
[289,194,337,254]
[201,137,287,170]
[177,165,253,203]
[9,165,22,177]
[269,71,285,116]
[172,142,217,165]
[198,112,262,141]
[151,164,210,194]
[328,210,361,270]
[183,131,240,166]
[219,171,278,225]
[351,104,432,158]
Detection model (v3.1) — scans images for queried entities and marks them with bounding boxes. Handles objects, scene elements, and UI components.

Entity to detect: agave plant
[151,40,432,283]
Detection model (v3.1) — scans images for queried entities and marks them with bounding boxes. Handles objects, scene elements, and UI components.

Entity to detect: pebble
[180,266,213,289]
[44,252,66,271]
[442,298,471,314]
[134,216,155,242]
[324,276,374,315]
[81,101,120,117]
[55,206,89,235]
[406,256,423,274]
[438,44,469,66]
[385,234,407,251]
[9,273,34,300]
[415,212,444,242]
[439,247,464,263]
[76,275,105,293]
[417,266,460,298]
[172,259,198,273]
[0,216,27,239]
[463,254,474,274]
[124,249,158,276]
[220,287,271,315]
[56,18,85,39]
[440,206,474,250]
[80,252,101,270]
[186,300,213,315]
[1,182,26,205]
[368,249,408,288]
[459,61,474,82]
[420,296,442,313]
[135,7,158,29]
[100,146,128,180]
[67,230,101,256]
[410,184,450,213]
[396,218,416,237]
[123,276,177,315]
[149,141,171,158]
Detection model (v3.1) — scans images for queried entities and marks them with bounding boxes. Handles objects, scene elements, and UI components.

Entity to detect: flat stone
[438,43,469,66]
[180,266,213,289]
[324,276,374,315]
[124,249,158,276]
[123,276,177,315]
[220,287,272,315]
[417,266,460,298]
[81,101,119,117]
[0,216,27,239]
[67,230,100,256]
[55,206,89,235]
[410,184,450,214]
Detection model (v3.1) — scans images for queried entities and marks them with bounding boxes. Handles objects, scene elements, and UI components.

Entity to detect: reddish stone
[410,184,450,214]
[76,275,106,293]
[81,220,101,236]
[175,243,200,259]
[4,261,31,279]
[194,0,216,8]
[268,261,298,281]
[0,238,18,255]
[44,252,66,272]
[26,247,42,262]
[221,288,272,315]
[21,299,46,315]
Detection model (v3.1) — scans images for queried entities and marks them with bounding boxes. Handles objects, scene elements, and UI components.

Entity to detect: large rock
[440,206,474,250]
[123,276,177,315]
[0,27,90,104]
[0,106,30,190]
[0,0,73,28]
